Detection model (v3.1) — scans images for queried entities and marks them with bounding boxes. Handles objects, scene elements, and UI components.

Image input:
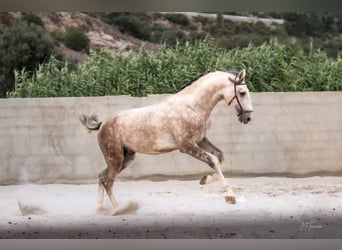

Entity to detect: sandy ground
[0,177,341,239]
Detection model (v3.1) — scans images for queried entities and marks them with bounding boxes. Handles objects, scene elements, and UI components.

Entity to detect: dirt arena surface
[0,177,341,239]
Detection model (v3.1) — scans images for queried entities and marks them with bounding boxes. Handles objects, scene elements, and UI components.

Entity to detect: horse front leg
[179,142,236,204]
[198,137,223,185]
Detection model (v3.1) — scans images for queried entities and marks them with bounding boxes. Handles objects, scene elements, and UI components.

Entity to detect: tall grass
[8,39,342,98]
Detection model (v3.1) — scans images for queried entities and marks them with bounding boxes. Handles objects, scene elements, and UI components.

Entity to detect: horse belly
[151,134,179,154]
[124,132,178,155]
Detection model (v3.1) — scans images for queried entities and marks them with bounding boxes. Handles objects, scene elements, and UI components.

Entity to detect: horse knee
[200,175,208,185]
[217,151,224,163]
[103,179,114,195]
[200,173,219,185]
[98,169,107,184]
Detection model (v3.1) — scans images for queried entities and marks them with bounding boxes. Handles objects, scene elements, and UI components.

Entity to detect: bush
[283,12,339,37]
[0,19,54,97]
[150,23,167,43]
[21,13,44,27]
[160,28,187,47]
[254,21,270,35]
[337,18,342,33]
[64,27,90,53]
[106,13,151,41]
[0,13,13,26]
[50,29,65,46]
[51,29,64,41]
[193,15,209,25]
[164,14,190,27]
[237,22,253,34]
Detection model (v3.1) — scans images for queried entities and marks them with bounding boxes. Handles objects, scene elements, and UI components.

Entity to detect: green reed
[8,39,342,98]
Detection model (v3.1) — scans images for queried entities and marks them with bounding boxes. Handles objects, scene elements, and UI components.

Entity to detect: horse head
[226,70,253,124]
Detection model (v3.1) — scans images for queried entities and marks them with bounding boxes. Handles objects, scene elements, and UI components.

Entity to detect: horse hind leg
[120,147,136,172]
[111,149,139,216]
[96,166,120,215]
[97,147,137,215]
[95,142,124,214]
[97,169,106,212]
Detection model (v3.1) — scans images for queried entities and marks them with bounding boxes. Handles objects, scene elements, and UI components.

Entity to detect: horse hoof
[96,206,111,215]
[112,202,139,216]
[225,195,236,204]
[199,175,208,185]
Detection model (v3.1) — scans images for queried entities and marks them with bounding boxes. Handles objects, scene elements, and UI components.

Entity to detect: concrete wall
[1,92,342,184]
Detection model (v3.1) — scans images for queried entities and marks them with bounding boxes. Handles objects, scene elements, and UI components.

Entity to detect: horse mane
[177,69,238,93]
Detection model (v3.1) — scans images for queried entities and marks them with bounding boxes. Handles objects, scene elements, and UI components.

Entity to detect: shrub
[237,22,253,34]
[160,28,187,46]
[254,21,270,35]
[106,13,151,41]
[164,14,190,27]
[150,23,167,43]
[0,13,13,26]
[337,18,342,33]
[193,15,209,25]
[49,29,65,46]
[21,13,44,27]
[64,27,90,53]
[0,19,54,97]
[283,12,339,37]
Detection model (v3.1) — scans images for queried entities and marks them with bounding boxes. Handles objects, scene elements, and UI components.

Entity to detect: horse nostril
[247,117,251,122]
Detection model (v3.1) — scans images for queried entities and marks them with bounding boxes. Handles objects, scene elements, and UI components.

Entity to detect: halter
[227,75,251,117]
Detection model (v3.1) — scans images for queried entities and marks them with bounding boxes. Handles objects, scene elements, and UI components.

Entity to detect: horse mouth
[238,112,252,124]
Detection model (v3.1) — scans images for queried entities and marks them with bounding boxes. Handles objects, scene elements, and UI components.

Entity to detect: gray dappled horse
[80,69,253,215]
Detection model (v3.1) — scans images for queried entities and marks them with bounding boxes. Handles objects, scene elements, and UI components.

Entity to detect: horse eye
[240,91,247,97]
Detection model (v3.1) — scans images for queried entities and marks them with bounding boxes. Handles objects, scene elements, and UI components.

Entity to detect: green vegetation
[282,12,342,57]
[91,12,342,57]
[102,13,152,41]
[283,12,342,37]
[9,39,342,98]
[2,12,342,98]
[164,13,190,26]
[0,15,91,96]
[64,27,90,53]
[92,12,287,49]
[0,19,54,97]
[21,13,44,27]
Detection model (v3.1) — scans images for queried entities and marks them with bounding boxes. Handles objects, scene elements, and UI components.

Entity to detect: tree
[216,13,224,28]
[0,19,54,97]
[337,18,342,33]
[284,12,309,37]
[322,15,338,35]
[284,12,338,37]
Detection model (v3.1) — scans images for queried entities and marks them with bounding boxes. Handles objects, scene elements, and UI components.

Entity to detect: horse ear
[237,69,246,80]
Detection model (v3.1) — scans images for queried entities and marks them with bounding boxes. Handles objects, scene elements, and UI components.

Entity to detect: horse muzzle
[238,111,253,124]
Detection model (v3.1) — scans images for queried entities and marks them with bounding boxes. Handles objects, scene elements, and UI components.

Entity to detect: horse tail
[79,114,102,132]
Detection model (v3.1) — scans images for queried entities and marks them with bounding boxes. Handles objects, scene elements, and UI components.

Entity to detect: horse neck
[180,72,231,118]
